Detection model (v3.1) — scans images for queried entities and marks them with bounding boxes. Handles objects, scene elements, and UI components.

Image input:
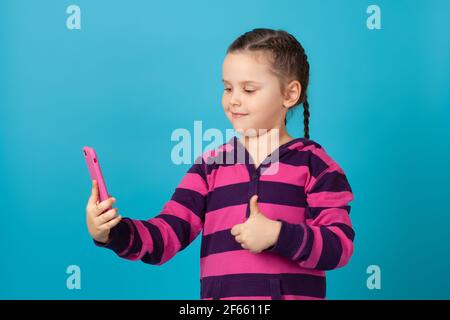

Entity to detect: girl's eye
[223,88,255,93]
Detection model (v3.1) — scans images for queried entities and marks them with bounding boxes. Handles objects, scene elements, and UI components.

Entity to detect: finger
[102,215,122,230]
[87,180,99,208]
[95,197,116,216]
[249,194,260,216]
[235,235,243,243]
[97,208,119,225]
[230,224,242,236]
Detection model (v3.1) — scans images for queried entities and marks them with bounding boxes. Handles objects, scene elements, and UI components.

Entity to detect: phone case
[82,146,110,203]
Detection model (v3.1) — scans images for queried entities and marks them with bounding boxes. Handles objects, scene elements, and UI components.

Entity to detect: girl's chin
[232,125,260,137]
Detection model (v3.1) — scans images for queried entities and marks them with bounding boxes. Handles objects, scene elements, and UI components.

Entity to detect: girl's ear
[283,80,302,109]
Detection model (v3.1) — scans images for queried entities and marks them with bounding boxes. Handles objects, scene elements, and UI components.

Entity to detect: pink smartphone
[82,146,110,203]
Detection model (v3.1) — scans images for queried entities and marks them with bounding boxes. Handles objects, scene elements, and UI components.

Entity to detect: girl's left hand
[230,195,282,254]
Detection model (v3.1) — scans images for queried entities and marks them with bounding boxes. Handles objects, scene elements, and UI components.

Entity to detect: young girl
[86,28,355,300]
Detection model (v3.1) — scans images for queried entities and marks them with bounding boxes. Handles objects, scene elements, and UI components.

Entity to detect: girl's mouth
[232,112,248,118]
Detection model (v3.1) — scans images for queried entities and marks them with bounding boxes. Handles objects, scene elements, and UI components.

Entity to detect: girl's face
[221,52,288,137]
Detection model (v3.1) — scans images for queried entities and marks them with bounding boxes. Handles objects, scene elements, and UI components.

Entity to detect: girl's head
[222,28,310,139]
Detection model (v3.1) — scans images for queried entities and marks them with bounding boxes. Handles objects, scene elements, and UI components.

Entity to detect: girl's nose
[229,94,241,107]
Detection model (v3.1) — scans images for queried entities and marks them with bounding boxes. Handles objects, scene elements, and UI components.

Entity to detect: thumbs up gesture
[230,195,282,254]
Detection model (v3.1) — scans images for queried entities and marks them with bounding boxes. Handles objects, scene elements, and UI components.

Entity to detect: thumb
[230,223,243,236]
[88,180,99,206]
[249,195,260,217]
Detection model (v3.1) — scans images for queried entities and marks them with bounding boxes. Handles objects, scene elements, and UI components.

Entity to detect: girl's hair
[227,28,311,139]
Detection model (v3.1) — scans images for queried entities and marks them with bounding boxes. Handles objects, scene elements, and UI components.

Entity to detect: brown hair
[227,28,310,139]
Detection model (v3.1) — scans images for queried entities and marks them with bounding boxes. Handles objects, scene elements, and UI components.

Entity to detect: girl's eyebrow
[222,79,262,85]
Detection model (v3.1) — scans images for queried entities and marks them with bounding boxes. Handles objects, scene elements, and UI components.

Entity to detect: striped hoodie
[94,135,355,300]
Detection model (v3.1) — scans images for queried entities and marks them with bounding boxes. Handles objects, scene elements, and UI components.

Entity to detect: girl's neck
[239,126,294,164]
[241,126,293,146]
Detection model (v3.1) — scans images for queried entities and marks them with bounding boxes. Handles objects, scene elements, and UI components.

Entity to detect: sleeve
[93,155,208,266]
[267,149,355,271]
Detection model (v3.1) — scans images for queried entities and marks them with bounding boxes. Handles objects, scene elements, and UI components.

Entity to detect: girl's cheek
[221,96,228,109]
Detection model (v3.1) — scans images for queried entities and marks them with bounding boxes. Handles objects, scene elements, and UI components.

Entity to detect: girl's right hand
[86,180,122,244]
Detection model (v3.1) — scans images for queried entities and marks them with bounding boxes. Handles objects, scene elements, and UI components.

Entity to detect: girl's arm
[267,151,355,271]
[94,156,208,266]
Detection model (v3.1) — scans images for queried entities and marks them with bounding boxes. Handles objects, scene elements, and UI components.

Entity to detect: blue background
[1,0,449,299]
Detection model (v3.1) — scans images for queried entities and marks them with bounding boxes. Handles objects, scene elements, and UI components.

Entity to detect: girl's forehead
[224,51,270,68]
[222,52,274,82]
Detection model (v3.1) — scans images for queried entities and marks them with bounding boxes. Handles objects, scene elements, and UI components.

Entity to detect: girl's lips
[232,112,248,118]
